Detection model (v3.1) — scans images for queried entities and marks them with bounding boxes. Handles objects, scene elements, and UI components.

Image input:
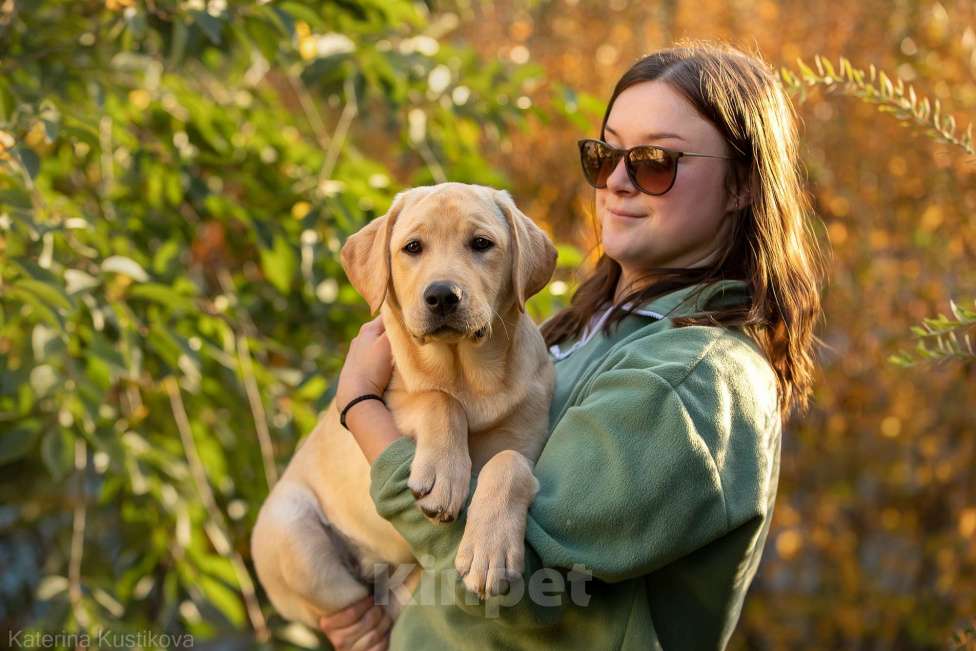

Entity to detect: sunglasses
[578,138,732,196]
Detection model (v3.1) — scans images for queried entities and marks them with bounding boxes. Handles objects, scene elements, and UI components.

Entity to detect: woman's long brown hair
[541,40,830,421]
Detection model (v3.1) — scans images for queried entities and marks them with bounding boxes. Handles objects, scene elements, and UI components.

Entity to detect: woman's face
[596,80,740,295]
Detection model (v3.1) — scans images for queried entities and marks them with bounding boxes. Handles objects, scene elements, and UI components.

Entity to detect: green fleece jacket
[368,279,782,650]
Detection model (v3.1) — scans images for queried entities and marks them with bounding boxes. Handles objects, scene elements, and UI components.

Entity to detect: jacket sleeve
[369,350,772,626]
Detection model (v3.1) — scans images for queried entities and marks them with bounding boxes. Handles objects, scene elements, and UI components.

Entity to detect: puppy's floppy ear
[494,190,558,313]
[341,187,432,314]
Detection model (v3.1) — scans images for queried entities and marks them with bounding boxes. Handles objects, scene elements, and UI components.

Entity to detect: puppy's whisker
[490,306,510,341]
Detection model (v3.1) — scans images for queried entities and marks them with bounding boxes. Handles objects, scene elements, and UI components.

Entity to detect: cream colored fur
[250,183,557,628]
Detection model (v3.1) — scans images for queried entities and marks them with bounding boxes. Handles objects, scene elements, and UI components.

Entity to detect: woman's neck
[613,270,652,305]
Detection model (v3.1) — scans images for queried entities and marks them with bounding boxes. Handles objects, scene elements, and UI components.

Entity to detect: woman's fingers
[319,595,373,638]
[325,603,387,650]
[355,610,392,648]
[360,315,384,334]
[364,638,389,651]
[336,315,395,409]
[322,594,373,628]
[348,611,392,651]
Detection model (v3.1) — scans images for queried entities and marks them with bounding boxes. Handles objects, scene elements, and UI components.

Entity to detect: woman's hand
[319,594,392,651]
[336,315,394,411]
[336,315,402,463]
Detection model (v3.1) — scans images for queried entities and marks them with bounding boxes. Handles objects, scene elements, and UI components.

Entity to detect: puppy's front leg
[407,391,471,523]
[454,449,539,598]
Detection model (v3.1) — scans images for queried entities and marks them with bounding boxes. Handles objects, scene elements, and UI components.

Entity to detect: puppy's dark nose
[424,282,462,316]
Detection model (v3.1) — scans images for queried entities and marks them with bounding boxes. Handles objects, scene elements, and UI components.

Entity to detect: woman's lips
[608,207,645,219]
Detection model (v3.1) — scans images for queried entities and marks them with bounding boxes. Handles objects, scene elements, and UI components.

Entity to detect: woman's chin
[602,235,645,263]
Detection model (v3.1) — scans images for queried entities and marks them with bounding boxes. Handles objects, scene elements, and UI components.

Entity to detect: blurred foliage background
[0,0,973,649]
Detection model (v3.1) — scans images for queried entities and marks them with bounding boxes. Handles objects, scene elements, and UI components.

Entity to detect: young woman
[321,40,828,650]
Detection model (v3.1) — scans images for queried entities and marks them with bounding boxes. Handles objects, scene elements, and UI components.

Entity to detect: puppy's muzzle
[424,281,462,318]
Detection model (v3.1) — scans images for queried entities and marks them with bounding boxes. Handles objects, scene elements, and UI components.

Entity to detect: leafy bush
[0,0,571,644]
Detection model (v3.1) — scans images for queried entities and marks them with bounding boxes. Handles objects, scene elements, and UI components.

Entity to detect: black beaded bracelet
[339,394,385,430]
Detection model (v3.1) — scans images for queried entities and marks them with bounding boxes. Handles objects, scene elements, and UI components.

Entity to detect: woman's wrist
[339,392,385,429]
[337,384,382,413]
[344,398,402,464]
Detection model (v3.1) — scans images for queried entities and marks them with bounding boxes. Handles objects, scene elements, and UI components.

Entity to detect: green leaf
[64,269,99,294]
[148,324,184,369]
[0,79,15,120]
[259,235,297,293]
[41,428,74,481]
[0,424,40,464]
[268,6,296,37]
[821,57,836,80]
[280,1,325,29]
[32,324,64,358]
[128,283,197,313]
[60,122,99,148]
[889,353,912,367]
[879,71,894,98]
[295,375,327,400]
[35,575,69,601]
[190,549,239,585]
[40,121,59,144]
[555,243,584,268]
[152,239,183,276]
[12,278,73,311]
[197,574,245,626]
[102,256,150,282]
[796,58,816,81]
[12,146,40,179]
[244,15,281,61]
[191,10,223,45]
[5,286,63,328]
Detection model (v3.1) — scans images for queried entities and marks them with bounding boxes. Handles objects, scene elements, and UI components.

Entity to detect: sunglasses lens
[629,146,676,195]
[579,140,617,188]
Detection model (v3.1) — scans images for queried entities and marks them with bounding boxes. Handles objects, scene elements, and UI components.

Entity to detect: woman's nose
[605,156,636,194]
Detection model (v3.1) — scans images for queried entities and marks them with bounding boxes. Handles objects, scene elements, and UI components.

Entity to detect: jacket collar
[548,279,751,361]
[632,278,751,319]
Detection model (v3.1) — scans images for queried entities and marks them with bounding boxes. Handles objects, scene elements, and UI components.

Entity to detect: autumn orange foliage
[446,1,975,647]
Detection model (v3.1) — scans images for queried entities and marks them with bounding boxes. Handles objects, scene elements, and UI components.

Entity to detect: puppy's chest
[455,387,516,432]
[387,372,516,435]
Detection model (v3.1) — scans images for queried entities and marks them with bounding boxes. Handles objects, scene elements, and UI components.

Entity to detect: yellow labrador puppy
[251,183,557,629]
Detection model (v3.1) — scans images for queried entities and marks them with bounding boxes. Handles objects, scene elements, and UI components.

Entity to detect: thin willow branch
[98,115,118,221]
[780,55,975,156]
[890,299,976,367]
[215,268,278,491]
[5,143,46,221]
[286,70,334,153]
[418,138,448,183]
[782,55,976,369]
[237,334,278,490]
[165,377,269,641]
[69,436,89,629]
[319,75,359,188]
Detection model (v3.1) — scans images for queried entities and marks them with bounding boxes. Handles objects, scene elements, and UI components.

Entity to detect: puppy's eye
[403,240,422,255]
[471,237,494,251]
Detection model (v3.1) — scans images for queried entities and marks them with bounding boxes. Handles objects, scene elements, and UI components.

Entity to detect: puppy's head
[340,183,557,345]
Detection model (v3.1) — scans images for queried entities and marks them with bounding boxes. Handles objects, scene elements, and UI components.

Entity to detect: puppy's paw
[407,449,471,523]
[454,507,525,598]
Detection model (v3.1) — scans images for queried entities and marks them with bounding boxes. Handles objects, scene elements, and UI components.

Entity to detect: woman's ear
[725,167,758,212]
[493,190,558,313]
[726,192,750,211]
[340,187,433,314]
